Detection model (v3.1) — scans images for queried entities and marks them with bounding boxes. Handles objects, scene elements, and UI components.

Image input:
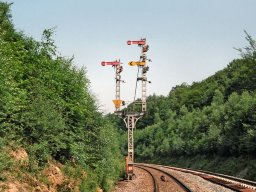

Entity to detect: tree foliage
[0,3,122,191]
[123,32,256,164]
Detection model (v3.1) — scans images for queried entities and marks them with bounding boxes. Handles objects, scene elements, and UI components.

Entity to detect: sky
[4,0,256,113]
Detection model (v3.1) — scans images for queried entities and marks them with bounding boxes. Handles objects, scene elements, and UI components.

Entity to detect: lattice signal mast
[123,38,150,180]
[127,38,150,112]
[101,60,124,111]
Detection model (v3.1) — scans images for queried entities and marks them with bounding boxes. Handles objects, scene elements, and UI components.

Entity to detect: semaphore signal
[101,60,124,111]
[101,38,151,180]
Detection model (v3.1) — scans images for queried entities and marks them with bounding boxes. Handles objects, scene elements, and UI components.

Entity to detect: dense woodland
[0,2,123,191]
[135,55,256,157]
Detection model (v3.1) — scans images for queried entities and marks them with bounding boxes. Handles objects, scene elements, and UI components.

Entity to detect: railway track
[115,164,255,192]
[135,165,158,192]
[135,164,193,192]
[150,164,256,192]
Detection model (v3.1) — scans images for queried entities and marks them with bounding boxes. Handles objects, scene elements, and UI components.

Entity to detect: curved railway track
[135,165,158,192]
[151,164,256,192]
[115,164,255,192]
[135,164,193,192]
[184,167,256,191]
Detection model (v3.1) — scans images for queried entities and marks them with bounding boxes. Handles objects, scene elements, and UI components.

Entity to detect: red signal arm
[127,40,146,45]
[101,61,121,66]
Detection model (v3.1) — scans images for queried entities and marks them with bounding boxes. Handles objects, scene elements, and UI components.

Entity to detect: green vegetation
[117,32,256,180]
[1,1,255,189]
[0,2,123,191]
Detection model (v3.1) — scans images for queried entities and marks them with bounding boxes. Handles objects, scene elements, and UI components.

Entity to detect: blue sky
[5,0,256,113]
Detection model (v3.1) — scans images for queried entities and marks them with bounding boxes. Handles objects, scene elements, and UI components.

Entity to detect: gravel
[112,164,235,192]
[142,166,186,192]
[156,165,235,192]
[112,167,154,192]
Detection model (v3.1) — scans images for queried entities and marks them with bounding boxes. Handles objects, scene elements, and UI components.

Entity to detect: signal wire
[133,67,140,101]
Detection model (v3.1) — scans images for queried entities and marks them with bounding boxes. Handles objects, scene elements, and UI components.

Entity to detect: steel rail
[159,165,256,192]
[135,165,158,192]
[190,168,256,188]
[136,164,193,192]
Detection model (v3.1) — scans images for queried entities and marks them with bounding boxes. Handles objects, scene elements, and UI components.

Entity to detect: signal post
[101,38,150,180]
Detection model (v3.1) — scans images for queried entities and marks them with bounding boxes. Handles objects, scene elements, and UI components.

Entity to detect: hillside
[0,2,123,191]
[122,33,256,180]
